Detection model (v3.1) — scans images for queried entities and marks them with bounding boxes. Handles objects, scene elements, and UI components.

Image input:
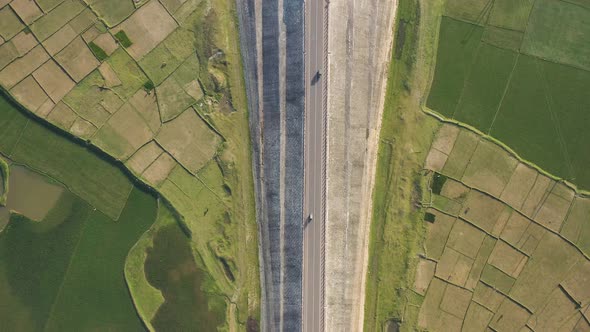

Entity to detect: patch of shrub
[114,30,133,48]
[88,42,108,61]
[431,172,447,195]
[143,80,155,92]
[424,212,436,223]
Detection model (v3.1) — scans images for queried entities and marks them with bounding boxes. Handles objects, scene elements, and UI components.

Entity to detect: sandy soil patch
[55,37,100,82]
[112,0,178,60]
[33,60,76,102]
[10,75,50,112]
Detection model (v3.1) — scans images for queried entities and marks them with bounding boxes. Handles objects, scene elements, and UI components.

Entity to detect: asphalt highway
[302,0,326,329]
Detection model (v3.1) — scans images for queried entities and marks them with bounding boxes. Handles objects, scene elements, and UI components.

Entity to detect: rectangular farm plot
[0,6,24,40]
[125,140,163,175]
[489,297,531,331]
[69,117,96,139]
[106,49,148,98]
[0,45,49,89]
[487,240,528,278]
[128,89,161,133]
[10,0,43,24]
[30,0,85,41]
[55,37,100,82]
[481,25,524,52]
[488,0,534,32]
[462,139,518,197]
[453,43,517,132]
[11,31,40,57]
[462,302,493,331]
[465,235,495,290]
[444,0,491,24]
[534,187,573,232]
[142,152,177,187]
[527,287,580,331]
[33,60,76,103]
[86,0,135,27]
[441,129,479,179]
[425,209,456,260]
[427,17,483,117]
[460,190,507,234]
[432,124,460,155]
[561,197,590,255]
[500,163,537,209]
[522,0,590,71]
[561,259,590,307]
[156,108,221,172]
[47,101,78,130]
[446,219,486,259]
[156,75,196,121]
[414,258,436,295]
[112,0,177,60]
[439,282,472,319]
[10,76,50,113]
[436,247,474,287]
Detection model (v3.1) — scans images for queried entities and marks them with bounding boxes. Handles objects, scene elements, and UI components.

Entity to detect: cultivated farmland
[416,123,590,331]
[427,0,590,189]
[0,0,259,328]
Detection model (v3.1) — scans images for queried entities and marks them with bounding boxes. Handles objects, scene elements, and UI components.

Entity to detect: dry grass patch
[462,139,518,197]
[418,277,446,330]
[510,232,581,312]
[156,108,221,172]
[47,101,77,129]
[97,62,122,87]
[465,235,496,290]
[561,197,590,254]
[10,0,43,24]
[0,42,18,70]
[500,163,538,210]
[11,31,38,56]
[81,24,102,42]
[414,258,436,295]
[10,75,50,112]
[521,173,553,218]
[425,209,457,260]
[442,129,479,179]
[446,219,486,259]
[111,1,177,59]
[489,297,531,331]
[36,98,55,118]
[55,37,100,82]
[435,247,473,287]
[0,45,49,88]
[425,148,448,172]
[463,302,493,331]
[142,152,176,187]
[30,0,85,41]
[69,117,97,139]
[472,281,505,312]
[128,89,161,133]
[92,103,154,159]
[91,33,118,56]
[126,141,163,174]
[460,190,507,234]
[156,75,196,121]
[500,212,531,248]
[440,178,470,202]
[439,282,472,319]
[33,60,76,102]
[42,24,78,55]
[488,240,528,278]
[561,259,590,306]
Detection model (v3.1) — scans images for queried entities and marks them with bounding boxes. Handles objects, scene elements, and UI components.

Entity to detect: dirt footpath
[325,0,397,329]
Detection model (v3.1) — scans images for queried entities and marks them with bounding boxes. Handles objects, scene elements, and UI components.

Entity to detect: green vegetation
[0,187,156,331]
[363,0,442,330]
[88,41,108,61]
[114,30,133,47]
[30,0,85,41]
[88,0,135,27]
[0,157,8,206]
[431,173,447,195]
[143,80,155,92]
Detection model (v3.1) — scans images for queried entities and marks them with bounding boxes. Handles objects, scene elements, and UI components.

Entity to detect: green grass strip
[88,42,108,62]
[0,158,8,206]
[114,30,133,48]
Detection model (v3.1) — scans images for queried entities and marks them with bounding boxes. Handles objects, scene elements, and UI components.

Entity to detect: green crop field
[427,3,590,189]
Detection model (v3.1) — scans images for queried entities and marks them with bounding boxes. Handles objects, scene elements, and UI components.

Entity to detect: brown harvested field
[55,37,100,82]
[36,98,56,118]
[424,209,457,260]
[535,191,573,232]
[156,108,221,172]
[0,6,24,40]
[11,31,38,56]
[435,247,473,287]
[500,212,532,248]
[462,302,493,331]
[69,116,97,139]
[142,152,177,187]
[156,75,195,121]
[418,277,447,329]
[98,62,122,87]
[442,129,480,179]
[47,101,78,129]
[488,298,531,331]
[33,60,76,102]
[0,45,49,88]
[414,258,436,295]
[425,148,448,172]
[472,281,505,312]
[515,220,546,255]
[10,75,50,112]
[487,240,528,278]
[92,33,118,55]
[432,124,460,155]
[128,89,161,133]
[10,0,43,24]
[462,139,518,197]
[500,163,538,210]
[491,207,512,236]
[126,140,163,174]
[460,190,507,233]
[527,288,579,331]
[446,219,486,259]
[439,282,472,318]
[521,174,553,217]
[43,24,78,55]
[561,259,590,306]
[92,103,154,159]
[0,42,18,70]
[510,232,581,312]
[111,0,177,59]
[440,178,470,201]
[81,25,101,43]
[561,197,590,249]
[464,236,495,290]
[99,91,124,114]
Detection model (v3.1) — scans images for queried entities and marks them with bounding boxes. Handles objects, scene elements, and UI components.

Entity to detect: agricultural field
[427,0,590,190]
[0,0,259,329]
[415,123,590,331]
